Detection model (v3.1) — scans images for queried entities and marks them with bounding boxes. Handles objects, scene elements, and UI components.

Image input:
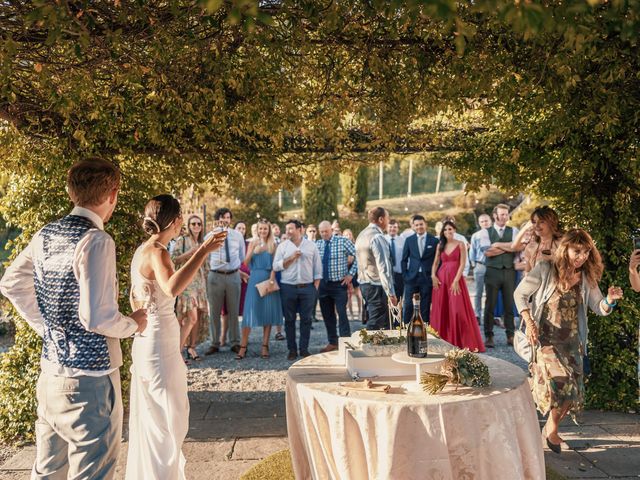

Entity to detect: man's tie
[390,237,397,268]
[498,228,504,239]
[419,235,424,257]
[322,240,331,281]
[224,236,231,263]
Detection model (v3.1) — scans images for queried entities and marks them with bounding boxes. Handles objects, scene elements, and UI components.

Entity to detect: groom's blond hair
[67,159,121,207]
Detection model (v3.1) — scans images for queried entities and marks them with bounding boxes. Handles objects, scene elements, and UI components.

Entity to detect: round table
[286,351,545,480]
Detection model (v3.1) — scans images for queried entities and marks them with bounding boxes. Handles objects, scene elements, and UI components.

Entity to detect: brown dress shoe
[205,345,219,355]
[287,351,298,361]
[507,335,514,346]
[485,337,495,348]
[320,344,338,353]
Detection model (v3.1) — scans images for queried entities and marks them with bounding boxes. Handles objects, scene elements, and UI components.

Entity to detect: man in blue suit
[401,215,439,325]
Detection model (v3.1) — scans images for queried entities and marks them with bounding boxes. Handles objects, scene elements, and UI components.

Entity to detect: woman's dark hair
[187,214,204,243]
[142,194,181,235]
[438,220,457,250]
[531,205,563,241]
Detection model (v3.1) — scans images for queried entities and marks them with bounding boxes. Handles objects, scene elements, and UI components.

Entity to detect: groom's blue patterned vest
[34,215,111,370]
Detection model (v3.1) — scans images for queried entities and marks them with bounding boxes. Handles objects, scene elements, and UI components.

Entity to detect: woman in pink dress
[431,220,485,352]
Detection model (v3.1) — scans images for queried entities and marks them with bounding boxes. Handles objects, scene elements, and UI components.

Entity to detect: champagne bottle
[407,293,428,358]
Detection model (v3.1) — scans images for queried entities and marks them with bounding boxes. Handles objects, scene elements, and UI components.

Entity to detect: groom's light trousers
[32,370,122,480]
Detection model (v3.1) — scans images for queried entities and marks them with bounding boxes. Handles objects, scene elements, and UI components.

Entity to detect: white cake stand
[391,351,446,392]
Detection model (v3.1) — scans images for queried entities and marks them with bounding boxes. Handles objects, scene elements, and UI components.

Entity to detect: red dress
[430,244,485,352]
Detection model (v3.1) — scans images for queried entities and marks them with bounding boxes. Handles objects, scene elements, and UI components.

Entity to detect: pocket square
[427,245,433,249]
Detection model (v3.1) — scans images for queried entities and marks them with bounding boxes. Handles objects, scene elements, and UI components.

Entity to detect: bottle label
[418,340,428,355]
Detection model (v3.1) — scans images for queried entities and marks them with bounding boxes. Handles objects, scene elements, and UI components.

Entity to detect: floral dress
[530,284,584,417]
[170,235,209,341]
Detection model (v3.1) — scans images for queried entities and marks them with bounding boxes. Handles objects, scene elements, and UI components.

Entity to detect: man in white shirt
[384,219,405,307]
[0,159,147,479]
[476,204,521,347]
[273,219,323,360]
[204,207,246,355]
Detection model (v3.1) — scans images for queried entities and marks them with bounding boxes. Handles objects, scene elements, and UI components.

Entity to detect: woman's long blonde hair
[553,229,603,290]
[257,218,276,254]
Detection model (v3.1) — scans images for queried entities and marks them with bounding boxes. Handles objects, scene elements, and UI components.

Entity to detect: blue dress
[242,251,284,328]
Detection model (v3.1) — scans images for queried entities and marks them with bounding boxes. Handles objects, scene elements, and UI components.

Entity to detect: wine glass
[212,219,228,266]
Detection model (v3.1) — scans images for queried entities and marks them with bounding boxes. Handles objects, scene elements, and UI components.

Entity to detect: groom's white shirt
[0,206,138,377]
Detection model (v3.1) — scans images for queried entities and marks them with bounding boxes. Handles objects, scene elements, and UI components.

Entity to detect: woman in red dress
[431,221,485,352]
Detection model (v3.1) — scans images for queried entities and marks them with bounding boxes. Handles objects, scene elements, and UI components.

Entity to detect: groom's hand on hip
[131,308,148,333]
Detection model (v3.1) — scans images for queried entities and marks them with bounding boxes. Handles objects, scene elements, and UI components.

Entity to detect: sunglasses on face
[190,222,202,226]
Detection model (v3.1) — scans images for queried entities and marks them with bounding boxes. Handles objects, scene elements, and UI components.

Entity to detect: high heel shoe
[235,345,248,360]
[187,346,201,361]
[261,344,270,359]
[546,436,562,454]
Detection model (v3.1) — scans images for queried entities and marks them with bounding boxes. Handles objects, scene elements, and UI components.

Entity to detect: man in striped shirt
[316,221,358,352]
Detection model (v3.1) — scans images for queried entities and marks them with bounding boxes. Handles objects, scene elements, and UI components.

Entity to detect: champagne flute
[213,219,228,266]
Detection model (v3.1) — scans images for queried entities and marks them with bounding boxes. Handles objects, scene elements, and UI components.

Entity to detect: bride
[126,194,224,479]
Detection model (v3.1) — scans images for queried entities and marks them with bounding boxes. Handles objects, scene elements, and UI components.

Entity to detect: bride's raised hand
[203,231,226,253]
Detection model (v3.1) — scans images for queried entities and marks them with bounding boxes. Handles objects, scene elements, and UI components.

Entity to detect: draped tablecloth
[286,352,545,480]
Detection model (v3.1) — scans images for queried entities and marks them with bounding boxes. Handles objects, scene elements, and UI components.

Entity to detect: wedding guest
[170,215,209,361]
[385,219,405,306]
[272,223,282,243]
[469,213,493,323]
[481,203,520,347]
[430,221,485,351]
[127,195,224,478]
[343,228,362,321]
[332,219,341,236]
[306,224,318,241]
[0,159,147,479]
[512,205,563,273]
[238,219,283,359]
[515,229,623,454]
[630,247,640,292]
[401,215,439,324]
[273,219,322,360]
[205,207,246,355]
[442,215,471,275]
[316,221,357,353]
[250,223,258,240]
[355,207,398,330]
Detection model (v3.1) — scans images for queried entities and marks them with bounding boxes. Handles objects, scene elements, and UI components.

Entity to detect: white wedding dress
[126,245,188,480]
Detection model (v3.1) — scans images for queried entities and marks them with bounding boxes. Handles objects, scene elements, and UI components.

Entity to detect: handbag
[256,278,280,297]
[513,320,536,363]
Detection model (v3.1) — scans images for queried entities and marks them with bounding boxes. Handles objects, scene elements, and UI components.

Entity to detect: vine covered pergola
[0,0,638,441]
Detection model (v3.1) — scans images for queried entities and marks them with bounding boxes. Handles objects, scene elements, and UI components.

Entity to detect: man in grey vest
[355,207,398,330]
[480,203,520,347]
[0,159,147,479]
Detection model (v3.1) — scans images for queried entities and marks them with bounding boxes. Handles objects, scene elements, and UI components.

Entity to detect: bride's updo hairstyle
[142,194,182,235]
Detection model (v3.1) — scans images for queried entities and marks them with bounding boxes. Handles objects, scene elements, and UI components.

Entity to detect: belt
[211,269,239,275]
[475,261,485,265]
[287,283,312,288]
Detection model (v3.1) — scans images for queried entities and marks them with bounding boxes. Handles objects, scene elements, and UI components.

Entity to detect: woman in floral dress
[514,229,623,453]
[171,214,209,360]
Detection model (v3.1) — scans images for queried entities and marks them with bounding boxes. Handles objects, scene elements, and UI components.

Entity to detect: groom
[0,159,147,479]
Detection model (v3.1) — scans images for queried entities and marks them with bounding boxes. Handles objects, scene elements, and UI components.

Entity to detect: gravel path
[187,278,528,402]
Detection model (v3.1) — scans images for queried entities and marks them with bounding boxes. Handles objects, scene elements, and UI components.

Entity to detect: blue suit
[401,233,439,324]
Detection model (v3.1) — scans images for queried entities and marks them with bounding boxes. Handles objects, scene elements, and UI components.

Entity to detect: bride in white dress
[126,195,224,480]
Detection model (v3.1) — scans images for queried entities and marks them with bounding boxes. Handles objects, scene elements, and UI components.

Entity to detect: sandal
[187,346,201,361]
[235,345,248,360]
[261,344,270,359]
[275,332,285,341]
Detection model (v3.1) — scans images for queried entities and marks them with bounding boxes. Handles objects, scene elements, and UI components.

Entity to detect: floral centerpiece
[357,329,406,357]
[420,349,491,394]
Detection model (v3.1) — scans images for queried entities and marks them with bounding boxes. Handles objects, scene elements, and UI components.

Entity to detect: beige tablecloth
[286,352,545,480]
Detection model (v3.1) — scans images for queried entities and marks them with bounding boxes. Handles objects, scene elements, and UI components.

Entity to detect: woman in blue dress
[237,219,283,359]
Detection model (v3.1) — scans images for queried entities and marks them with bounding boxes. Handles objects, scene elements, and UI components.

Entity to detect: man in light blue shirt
[384,219,405,306]
[469,213,493,323]
[273,219,323,360]
[355,207,398,330]
[205,207,246,355]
